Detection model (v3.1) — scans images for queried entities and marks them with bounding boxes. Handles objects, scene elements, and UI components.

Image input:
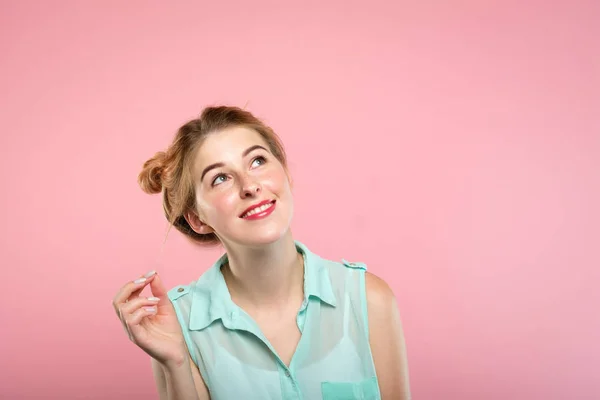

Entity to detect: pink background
[1,1,598,399]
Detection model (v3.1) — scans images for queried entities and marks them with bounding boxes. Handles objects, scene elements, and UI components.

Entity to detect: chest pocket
[321,376,380,400]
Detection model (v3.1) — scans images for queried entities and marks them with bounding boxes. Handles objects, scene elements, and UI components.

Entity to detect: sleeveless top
[167,241,381,400]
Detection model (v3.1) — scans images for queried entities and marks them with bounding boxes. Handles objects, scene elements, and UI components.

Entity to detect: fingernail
[144,307,157,313]
[144,270,157,278]
[134,277,147,284]
[148,297,160,301]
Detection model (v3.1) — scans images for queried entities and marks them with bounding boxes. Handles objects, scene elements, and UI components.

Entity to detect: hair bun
[138,151,166,194]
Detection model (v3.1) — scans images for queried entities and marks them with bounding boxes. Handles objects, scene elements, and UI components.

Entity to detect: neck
[220,231,304,311]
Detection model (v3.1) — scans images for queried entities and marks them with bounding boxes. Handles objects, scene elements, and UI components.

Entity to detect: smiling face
[188,125,294,247]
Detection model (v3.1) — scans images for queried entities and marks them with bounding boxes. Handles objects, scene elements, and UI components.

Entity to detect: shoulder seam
[167,284,192,302]
[341,258,368,270]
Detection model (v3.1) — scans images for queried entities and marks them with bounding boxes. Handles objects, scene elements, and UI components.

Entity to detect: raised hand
[113,271,188,367]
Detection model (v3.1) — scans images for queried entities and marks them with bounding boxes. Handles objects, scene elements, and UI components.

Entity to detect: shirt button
[285,370,291,378]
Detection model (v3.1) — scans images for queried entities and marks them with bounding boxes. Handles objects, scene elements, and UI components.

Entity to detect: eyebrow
[200,145,269,182]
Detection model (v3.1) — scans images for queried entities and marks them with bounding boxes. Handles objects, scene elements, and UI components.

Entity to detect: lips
[239,200,276,219]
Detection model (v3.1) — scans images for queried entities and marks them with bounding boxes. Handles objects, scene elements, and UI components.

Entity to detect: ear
[184,209,214,235]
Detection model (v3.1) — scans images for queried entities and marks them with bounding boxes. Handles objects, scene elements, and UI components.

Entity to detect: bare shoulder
[364,271,403,345]
[364,271,411,399]
[365,272,398,312]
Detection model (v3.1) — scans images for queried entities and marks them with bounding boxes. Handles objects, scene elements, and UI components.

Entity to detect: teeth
[243,202,273,218]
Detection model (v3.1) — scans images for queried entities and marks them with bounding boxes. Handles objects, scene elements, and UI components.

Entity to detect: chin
[232,209,293,247]
[244,234,286,247]
[242,221,291,247]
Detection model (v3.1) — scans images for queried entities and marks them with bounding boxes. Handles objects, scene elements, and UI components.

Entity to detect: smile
[240,200,276,219]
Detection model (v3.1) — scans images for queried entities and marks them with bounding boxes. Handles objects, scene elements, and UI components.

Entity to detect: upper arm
[365,272,411,400]
[151,356,210,400]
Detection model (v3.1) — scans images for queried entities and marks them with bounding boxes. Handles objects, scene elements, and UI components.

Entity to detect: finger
[112,271,157,314]
[116,274,159,336]
[113,277,150,317]
[120,295,161,316]
[126,305,158,333]
[149,272,169,301]
[127,272,158,302]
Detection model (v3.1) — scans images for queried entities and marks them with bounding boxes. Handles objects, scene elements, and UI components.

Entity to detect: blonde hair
[138,105,288,246]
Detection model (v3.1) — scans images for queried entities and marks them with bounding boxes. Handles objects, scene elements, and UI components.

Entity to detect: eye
[211,173,227,186]
[251,156,266,168]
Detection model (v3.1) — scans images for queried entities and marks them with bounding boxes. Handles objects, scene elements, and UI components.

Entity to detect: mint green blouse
[168,241,381,399]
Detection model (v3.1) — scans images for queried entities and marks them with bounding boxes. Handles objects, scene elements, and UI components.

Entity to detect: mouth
[239,200,276,219]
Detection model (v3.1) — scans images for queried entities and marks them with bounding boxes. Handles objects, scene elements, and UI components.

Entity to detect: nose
[241,178,261,198]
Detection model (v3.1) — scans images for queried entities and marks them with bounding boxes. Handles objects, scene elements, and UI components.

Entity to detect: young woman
[112,106,411,399]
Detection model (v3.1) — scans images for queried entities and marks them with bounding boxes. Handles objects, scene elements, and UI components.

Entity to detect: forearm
[161,361,200,400]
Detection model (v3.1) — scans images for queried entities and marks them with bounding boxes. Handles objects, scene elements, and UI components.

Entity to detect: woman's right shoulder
[167,282,193,303]
[167,266,216,304]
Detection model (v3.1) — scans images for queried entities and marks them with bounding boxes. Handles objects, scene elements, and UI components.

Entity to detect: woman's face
[192,126,293,247]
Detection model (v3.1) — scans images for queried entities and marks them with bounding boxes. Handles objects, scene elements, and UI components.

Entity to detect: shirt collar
[188,240,337,331]
[296,240,337,308]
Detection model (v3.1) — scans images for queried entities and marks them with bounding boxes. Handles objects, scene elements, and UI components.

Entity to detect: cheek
[261,168,290,194]
[202,190,240,220]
